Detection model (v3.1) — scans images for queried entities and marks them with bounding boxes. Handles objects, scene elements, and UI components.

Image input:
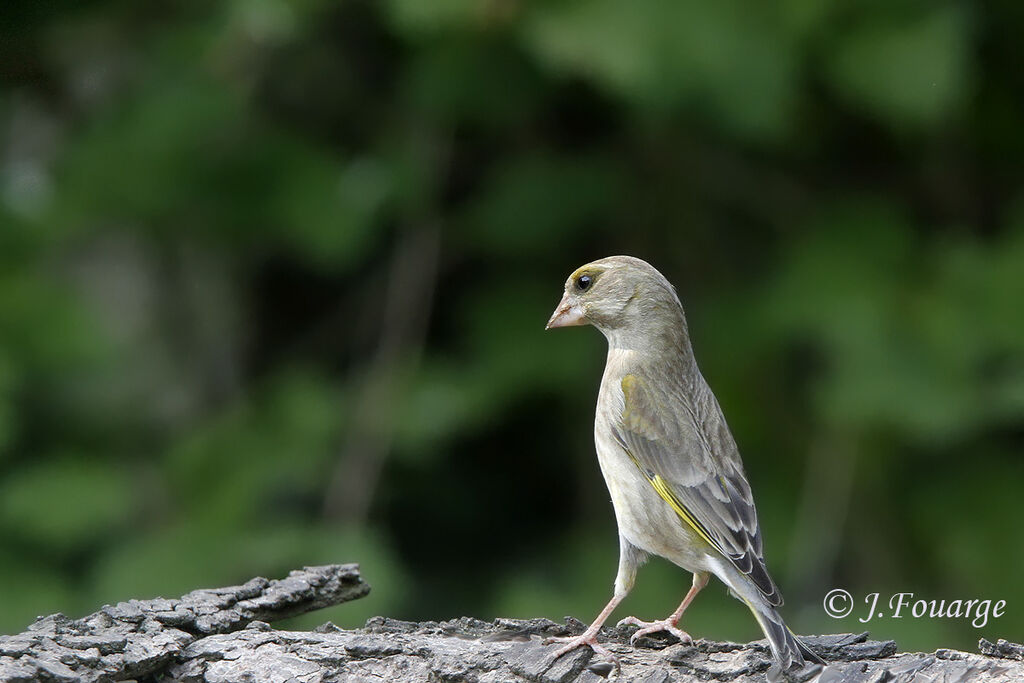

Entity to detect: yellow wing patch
[620,446,719,551]
[620,374,719,551]
[620,374,661,435]
[651,472,717,549]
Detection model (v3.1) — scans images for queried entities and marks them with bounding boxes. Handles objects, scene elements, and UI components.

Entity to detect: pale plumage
[545,255,823,677]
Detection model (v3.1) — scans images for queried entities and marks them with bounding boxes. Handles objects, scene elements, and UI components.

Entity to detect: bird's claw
[616,616,693,646]
[544,631,619,666]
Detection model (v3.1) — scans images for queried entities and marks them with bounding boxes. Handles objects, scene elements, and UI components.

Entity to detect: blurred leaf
[910,459,1024,604]
[0,352,19,458]
[0,559,78,633]
[765,203,1024,443]
[0,455,133,551]
[225,0,299,47]
[764,200,912,343]
[53,75,244,227]
[393,359,483,457]
[523,0,798,139]
[459,154,620,254]
[779,0,835,37]
[0,269,104,372]
[54,73,387,269]
[89,524,234,606]
[403,38,542,127]
[826,6,971,128]
[166,370,344,528]
[267,154,391,269]
[386,0,482,36]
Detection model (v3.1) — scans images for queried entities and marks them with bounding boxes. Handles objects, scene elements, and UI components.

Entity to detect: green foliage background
[2,0,1022,653]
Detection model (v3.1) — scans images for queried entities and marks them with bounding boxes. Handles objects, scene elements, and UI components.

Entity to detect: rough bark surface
[0,565,1018,683]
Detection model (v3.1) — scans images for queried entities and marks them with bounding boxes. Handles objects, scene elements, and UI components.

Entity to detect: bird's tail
[709,556,824,675]
[746,599,825,674]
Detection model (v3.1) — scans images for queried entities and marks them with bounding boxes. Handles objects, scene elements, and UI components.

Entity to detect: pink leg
[544,592,625,663]
[617,572,709,645]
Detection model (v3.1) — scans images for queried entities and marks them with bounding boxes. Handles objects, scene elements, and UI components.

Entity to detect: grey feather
[613,370,783,607]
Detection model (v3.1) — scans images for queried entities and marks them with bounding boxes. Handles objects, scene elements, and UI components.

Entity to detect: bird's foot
[544,628,618,665]
[616,616,693,646]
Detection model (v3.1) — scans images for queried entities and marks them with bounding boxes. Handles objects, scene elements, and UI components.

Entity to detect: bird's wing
[613,372,782,607]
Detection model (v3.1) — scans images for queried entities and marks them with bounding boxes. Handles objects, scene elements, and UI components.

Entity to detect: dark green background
[2,0,1022,653]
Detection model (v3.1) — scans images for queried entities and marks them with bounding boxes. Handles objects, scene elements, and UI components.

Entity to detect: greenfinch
[545,255,823,677]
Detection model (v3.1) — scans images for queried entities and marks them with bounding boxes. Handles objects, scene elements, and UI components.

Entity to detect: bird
[544,255,823,678]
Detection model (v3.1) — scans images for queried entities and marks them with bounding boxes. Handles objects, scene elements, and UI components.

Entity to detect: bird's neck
[603,317,699,378]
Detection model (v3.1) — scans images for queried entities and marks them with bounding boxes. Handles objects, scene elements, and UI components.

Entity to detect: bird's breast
[593,367,713,573]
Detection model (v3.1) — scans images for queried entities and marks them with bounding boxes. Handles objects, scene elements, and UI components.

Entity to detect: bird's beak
[545,294,586,330]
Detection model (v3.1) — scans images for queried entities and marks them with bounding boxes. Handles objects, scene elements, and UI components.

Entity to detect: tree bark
[0,565,1018,682]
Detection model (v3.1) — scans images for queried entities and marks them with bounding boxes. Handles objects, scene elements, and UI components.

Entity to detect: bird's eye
[575,274,592,292]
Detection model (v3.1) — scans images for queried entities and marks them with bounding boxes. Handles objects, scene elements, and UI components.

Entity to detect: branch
[0,564,368,682]
[1,565,1019,683]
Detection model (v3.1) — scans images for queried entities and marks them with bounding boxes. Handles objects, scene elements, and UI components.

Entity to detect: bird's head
[546,256,687,348]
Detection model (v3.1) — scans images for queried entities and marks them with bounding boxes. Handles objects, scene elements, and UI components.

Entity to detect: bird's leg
[617,572,710,645]
[545,539,642,664]
[544,592,624,662]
